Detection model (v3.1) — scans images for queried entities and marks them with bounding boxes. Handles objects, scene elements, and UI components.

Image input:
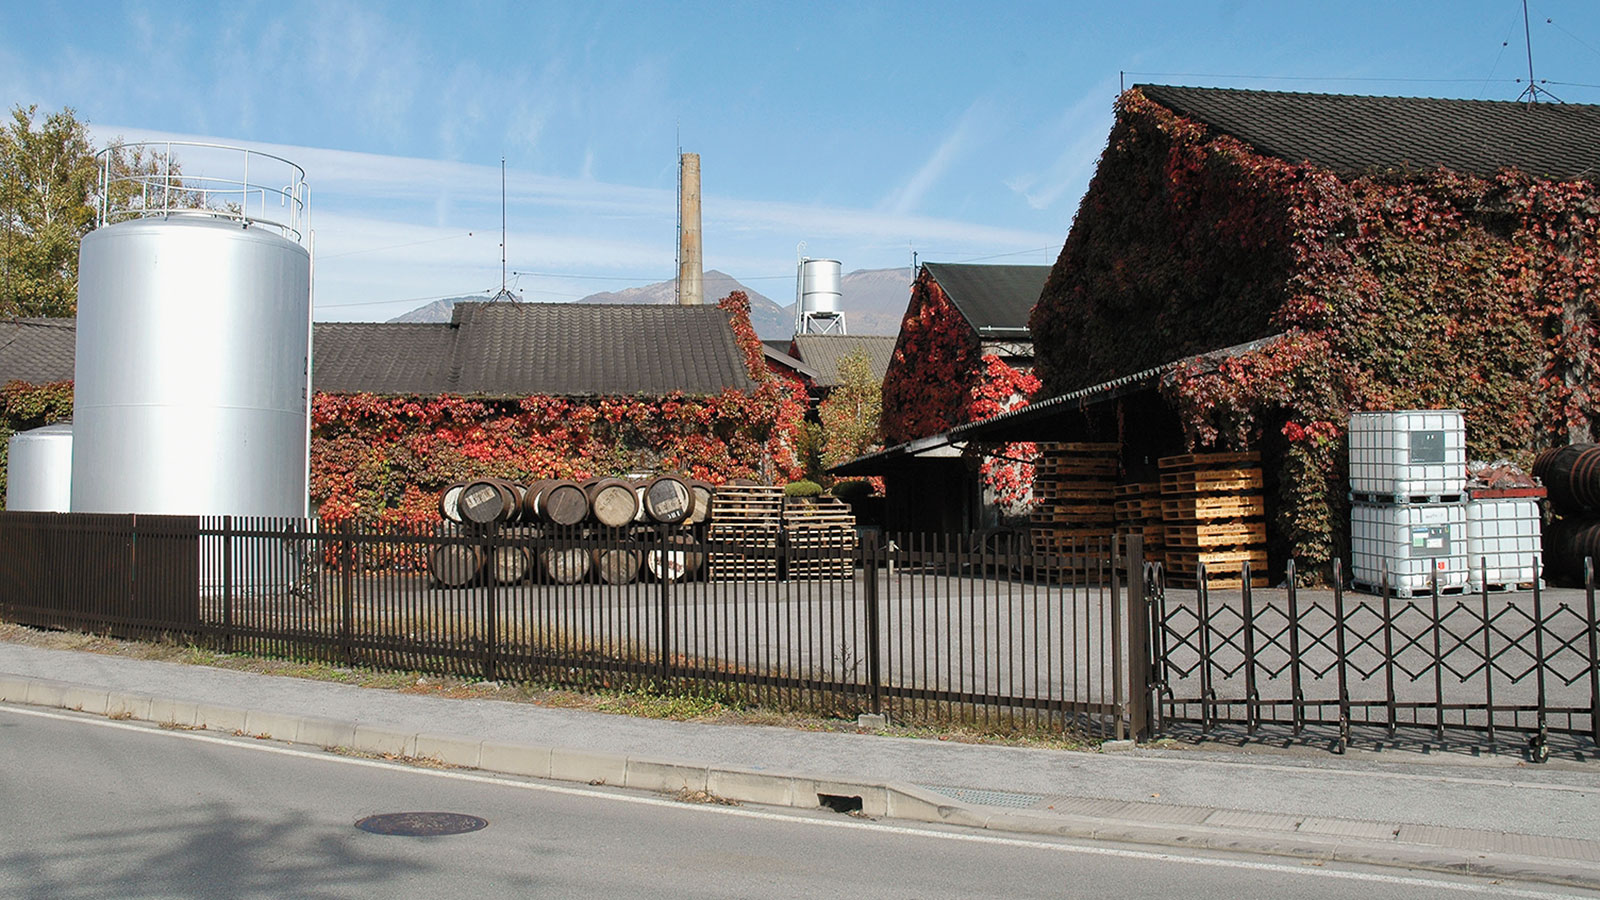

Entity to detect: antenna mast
[1515,0,1563,105]
[491,157,516,302]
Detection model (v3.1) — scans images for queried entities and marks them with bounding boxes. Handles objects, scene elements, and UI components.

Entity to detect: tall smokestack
[677,152,702,306]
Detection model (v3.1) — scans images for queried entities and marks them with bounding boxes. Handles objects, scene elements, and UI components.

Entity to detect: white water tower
[71,142,312,518]
[794,256,845,336]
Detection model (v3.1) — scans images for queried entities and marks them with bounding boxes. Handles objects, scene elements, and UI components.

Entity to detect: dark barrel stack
[1534,444,1600,582]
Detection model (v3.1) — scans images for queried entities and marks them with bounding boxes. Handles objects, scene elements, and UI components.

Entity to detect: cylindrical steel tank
[797,258,842,316]
[6,422,73,512]
[71,217,311,517]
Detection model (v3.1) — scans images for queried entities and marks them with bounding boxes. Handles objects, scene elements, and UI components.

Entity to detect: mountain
[387,266,916,339]
[579,270,789,338]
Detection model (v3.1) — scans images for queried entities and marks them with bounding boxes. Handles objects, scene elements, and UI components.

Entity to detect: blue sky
[4,1,1599,321]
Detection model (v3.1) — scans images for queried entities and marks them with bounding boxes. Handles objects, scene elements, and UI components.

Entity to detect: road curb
[3,673,1598,891]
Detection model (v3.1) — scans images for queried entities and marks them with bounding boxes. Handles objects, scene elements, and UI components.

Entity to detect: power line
[1121,70,1520,85]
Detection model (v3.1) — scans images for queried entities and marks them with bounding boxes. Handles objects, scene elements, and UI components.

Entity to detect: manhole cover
[355,812,489,836]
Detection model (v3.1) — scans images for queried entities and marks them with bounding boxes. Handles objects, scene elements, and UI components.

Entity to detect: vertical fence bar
[222,516,234,652]
[1242,561,1258,735]
[1432,566,1445,740]
[1197,562,1213,732]
[340,523,354,665]
[1381,563,1397,738]
[484,523,498,683]
[1334,559,1350,753]
[1481,562,1497,744]
[658,523,672,686]
[1583,556,1600,745]
[1286,560,1303,735]
[1532,564,1549,761]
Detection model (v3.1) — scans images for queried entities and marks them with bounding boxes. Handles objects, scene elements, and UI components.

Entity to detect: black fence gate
[1148,559,1600,758]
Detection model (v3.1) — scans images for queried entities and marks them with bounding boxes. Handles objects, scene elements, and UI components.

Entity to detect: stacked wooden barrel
[428,472,718,586]
[1534,445,1600,582]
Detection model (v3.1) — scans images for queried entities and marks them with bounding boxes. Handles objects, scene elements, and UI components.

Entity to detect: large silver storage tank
[73,204,311,517]
[7,422,73,512]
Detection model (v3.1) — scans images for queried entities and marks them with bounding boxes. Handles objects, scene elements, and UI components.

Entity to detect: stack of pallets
[1031,442,1120,557]
[782,496,856,580]
[1114,482,1164,565]
[707,483,783,580]
[1159,451,1267,588]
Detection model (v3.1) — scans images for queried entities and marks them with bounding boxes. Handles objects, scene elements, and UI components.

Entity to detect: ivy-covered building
[0,296,807,526]
[835,263,1050,532]
[1021,85,1600,575]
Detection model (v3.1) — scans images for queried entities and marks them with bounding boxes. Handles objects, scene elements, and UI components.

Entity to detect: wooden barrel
[428,544,484,587]
[459,479,513,525]
[632,481,651,523]
[587,478,640,527]
[502,481,529,524]
[643,474,696,524]
[645,534,704,582]
[521,479,553,521]
[537,479,590,526]
[1534,444,1600,514]
[539,546,593,584]
[437,482,468,523]
[489,544,531,585]
[1543,516,1600,583]
[684,480,715,525]
[593,547,643,584]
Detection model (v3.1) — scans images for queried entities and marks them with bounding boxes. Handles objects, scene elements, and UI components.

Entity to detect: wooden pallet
[1161,495,1266,522]
[1038,442,1121,455]
[1115,481,1160,498]
[1157,451,1262,470]
[1164,573,1270,590]
[1034,482,1116,501]
[1159,467,1264,495]
[1164,549,1269,575]
[1034,459,1119,478]
[1165,521,1267,549]
[710,485,784,522]
[1113,497,1163,521]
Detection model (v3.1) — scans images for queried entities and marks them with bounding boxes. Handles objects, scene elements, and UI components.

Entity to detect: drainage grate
[921,786,1045,809]
[355,812,489,836]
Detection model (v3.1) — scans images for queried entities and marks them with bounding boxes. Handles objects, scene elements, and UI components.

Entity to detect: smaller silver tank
[7,422,73,512]
[797,258,843,316]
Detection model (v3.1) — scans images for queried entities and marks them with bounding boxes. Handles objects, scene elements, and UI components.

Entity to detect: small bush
[784,480,823,498]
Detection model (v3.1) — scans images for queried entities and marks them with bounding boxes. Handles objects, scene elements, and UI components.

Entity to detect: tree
[0,105,97,318]
[818,349,883,472]
[0,104,189,318]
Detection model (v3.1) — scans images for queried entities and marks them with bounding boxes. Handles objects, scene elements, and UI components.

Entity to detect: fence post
[1286,560,1302,735]
[1531,564,1549,762]
[1334,558,1350,753]
[863,530,883,717]
[222,515,234,652]
[1125,534,1150,742]
[1111,535,1125,741]
[340,522,354,665]
[1242,561,1258,736]
[484,522,498,683]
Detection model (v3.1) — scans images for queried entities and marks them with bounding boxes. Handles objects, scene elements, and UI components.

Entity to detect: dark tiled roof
[313,323,459,394]
[0,304,756,397]
[1138,85,1600,181]
[762,344,822,382]
[791,334,897,388]
[0,318,76,384]
[922,263,1050,334]
[447,303,756,397]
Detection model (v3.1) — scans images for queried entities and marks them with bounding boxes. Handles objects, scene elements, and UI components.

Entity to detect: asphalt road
[0,705,1592,899]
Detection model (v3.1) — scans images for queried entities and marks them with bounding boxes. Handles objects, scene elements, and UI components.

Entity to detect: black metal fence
[1149,559,1600,759]
[0,512,1149,740]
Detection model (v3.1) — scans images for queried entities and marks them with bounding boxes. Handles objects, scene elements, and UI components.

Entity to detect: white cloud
[1006,79,1121,212]
[881,99,991,216]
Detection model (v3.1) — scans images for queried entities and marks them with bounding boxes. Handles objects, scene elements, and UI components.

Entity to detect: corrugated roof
[922,263,1051,334]
[1138,85,1600,181]
[791,334,897,388]
[0,318,76,384]
[0,303,757,397]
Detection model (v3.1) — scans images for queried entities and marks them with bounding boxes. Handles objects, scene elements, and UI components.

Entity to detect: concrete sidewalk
[3,641,1599,890]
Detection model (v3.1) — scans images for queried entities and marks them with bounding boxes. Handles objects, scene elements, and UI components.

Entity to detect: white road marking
[1,703,1592,899]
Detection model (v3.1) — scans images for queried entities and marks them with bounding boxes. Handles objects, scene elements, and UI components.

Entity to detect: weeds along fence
[0,512,1150,740]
